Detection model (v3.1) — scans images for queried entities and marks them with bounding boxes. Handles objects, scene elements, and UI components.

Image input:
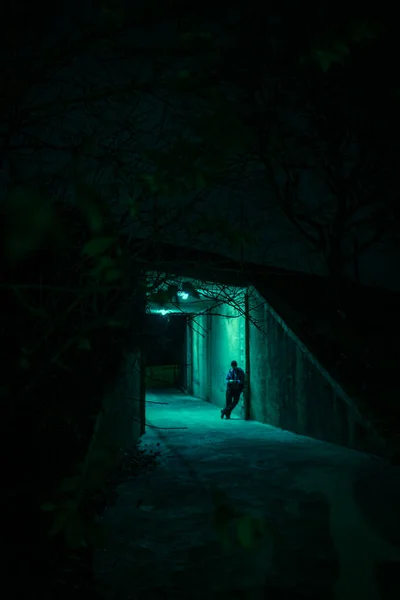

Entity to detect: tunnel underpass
[146,275,248,416]
[144,273,382,457]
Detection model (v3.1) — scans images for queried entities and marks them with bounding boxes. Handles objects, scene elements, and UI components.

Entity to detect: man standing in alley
[221,360,245,419]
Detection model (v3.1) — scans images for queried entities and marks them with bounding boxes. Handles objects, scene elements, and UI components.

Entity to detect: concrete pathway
[94,390,400,599]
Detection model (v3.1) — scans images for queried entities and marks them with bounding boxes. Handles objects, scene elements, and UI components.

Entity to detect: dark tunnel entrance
[144,313,187,389]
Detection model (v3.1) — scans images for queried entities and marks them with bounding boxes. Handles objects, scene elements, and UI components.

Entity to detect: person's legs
[224,392,241,418]
[230,392,241,414]
[221,389,233,418]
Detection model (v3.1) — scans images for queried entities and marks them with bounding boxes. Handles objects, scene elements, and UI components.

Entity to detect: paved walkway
[94,390,400,599]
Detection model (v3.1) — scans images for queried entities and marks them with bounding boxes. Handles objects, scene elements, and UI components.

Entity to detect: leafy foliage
[5,187,56,261]
[212,489,273,552]
[2,186,147,594]
[301,20,379,72]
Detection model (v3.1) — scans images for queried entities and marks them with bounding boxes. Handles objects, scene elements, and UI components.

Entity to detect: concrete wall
[184,284,382,454]
[191,313,210,400]
[208,301,246,408]
[247,287,376,453]
[86,350,143,475]
[185,317,193,394]
[189,291,246,409]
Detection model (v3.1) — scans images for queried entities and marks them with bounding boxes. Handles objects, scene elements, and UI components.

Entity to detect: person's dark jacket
[226,367,245,393]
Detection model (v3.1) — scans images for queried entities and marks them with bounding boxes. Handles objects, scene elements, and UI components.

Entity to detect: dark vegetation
[1,0,399,596]
[3,201,148,597]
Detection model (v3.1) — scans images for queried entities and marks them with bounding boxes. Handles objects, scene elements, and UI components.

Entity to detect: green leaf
[101,0,125,28]
[83,236,115,257]
[48,510,67,537]
[194,172,207,189]
[196,109,252,154]
[237,515,270,550]
[5,187,54,261]
[19,357,30,370]
[86,522,107,547]
[312,49,335,72]
[237,515,254,548]
[30,307,49,318]
[141,174,159,193]
[103,268,121,282]
[125,196,137,217]
[75,185,104,233]
[61,499,79,511]
[106,319,123,327]
[89,255,117,281]
[12,287,49,318]
[332,40,349,56]
[349,21,378,43]
[181,30,212,43]
[57,476,81,492]
[64,513,86,549]
[299,53,307,65]
[311,39,350,72]
[77,337,91,350]
[52,358,74,372]
[41,502,56,512]
[92,255,115,273]
[87,210,103,233]
[216,527,232,552]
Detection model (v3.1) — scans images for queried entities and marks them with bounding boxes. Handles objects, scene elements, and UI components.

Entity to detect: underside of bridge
[145,270,387,457]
